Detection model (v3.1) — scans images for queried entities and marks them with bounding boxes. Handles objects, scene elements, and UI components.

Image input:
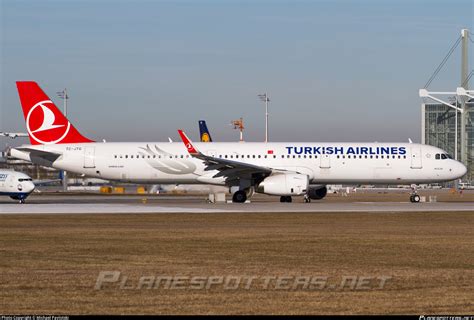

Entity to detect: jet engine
[256,173,309,196]
[307,185,327,200]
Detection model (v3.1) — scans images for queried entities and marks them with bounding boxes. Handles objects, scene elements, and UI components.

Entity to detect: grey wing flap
[196,153,272,181]
[17,147,62,165]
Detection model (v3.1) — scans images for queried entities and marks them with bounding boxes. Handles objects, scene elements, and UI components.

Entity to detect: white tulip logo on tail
[26,100,71,144]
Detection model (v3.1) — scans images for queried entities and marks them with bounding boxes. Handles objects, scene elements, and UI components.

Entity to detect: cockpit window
[18,178,33,182]
[435,154,440,160]
[445,154,452,159]
[441,154,447,160]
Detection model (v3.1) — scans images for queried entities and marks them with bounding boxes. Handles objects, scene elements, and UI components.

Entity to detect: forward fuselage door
[84,147,96,168]
[320,154,331,168]
[410,146,422,169]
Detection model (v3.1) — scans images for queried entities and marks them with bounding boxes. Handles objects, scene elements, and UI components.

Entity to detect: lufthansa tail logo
[201,133,210,142]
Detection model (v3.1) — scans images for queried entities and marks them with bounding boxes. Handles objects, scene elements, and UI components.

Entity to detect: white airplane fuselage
[10,141,467,186]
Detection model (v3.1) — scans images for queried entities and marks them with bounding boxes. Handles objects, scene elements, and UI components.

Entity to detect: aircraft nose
[454,161,467,179]
[25,181,35,193]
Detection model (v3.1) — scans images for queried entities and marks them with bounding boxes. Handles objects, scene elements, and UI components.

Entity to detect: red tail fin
[16,81,94,145]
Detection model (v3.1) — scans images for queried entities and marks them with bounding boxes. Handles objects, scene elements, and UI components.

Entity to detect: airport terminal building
[422,100,473,183]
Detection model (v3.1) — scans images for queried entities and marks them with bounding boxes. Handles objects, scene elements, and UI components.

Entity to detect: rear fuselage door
[84,147,96,168]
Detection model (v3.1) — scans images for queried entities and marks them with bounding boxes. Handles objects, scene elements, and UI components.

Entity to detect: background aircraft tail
[16,81,94,145]
[199,120,213,142]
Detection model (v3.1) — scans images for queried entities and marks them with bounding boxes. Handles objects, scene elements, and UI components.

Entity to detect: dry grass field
[1,211,474,314]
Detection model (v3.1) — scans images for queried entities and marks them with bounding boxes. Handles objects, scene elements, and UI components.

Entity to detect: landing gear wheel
[280,196,292,203]
[19,199,25,204]
[232,190,247,203]
[304,195,311,203]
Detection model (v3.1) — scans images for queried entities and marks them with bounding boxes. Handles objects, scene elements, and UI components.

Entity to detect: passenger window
[273,155,276,159]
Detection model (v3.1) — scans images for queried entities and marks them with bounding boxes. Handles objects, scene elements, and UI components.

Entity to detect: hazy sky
[1,0,473,147]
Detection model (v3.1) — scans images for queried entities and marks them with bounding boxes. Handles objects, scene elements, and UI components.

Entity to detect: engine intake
[307,185,327,200]
[256,173,309,196]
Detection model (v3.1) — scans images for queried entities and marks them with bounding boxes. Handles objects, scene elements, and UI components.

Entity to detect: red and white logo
[26,100,71,144]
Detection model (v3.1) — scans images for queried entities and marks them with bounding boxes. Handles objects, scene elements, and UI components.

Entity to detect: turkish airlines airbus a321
[9,81,467,203]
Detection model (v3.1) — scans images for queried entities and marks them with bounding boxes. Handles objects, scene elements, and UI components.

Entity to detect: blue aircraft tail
[199,120,213,142]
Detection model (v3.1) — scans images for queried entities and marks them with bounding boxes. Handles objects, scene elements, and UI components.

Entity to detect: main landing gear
[280,196,292,203]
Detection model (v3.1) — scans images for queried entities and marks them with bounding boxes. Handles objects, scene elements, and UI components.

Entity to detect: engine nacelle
[307,185,327,200]
[256,173,309,196]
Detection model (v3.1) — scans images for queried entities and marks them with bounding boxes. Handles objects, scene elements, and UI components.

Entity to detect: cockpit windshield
[18,178,33,182]
[435,153,452,160]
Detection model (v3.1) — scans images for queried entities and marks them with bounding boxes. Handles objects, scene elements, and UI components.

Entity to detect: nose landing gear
[409,185,420,203]
[409,194,420,203]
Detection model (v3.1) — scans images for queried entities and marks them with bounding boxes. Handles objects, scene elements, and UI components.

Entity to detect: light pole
[258,93,270,142]
[56,88,69,192]
[57,88,69,117]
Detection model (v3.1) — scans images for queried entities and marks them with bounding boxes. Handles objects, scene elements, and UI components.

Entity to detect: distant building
[422,100,473,182]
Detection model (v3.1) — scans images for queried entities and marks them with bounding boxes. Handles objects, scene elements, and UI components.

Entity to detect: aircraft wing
[14,147,62,163]
[33,178,62,186]
[0,132,28,138]
[177,130,272,183]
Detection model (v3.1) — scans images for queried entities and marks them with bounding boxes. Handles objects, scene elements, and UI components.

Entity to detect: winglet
[178,129,199,155]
